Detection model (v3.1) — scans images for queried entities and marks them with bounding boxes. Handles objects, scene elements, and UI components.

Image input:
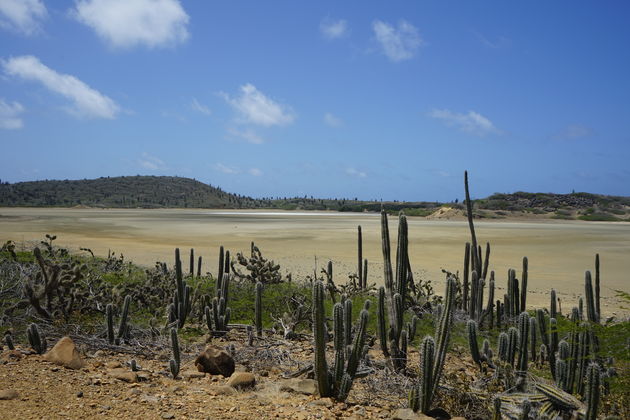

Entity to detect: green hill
[0,176,252,208]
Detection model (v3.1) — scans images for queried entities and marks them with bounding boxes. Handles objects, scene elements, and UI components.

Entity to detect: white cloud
[428,108,500,137]
[2,55,120,119]
[554,124,592,140]
[0,98,24,129]
[214,163,240,175]
[346,168,367,178]
[0,0,46,35]
[222,83,295,127]
[248,168,263,177]
[372,20,423,62]
[323,112,343,127]
[227,127,266,144]
[320,18,347,39]
[191,98,211,116]
[138,152,165,170]
[71,0,189,49]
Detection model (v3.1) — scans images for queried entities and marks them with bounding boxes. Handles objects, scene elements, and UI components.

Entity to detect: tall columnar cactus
[431,276,456,397]
[106,303,115,345]
[520,257,528,312]
[169,327,180,379]
[467,319,482,368]
[357,225,363,289]
[463,242,471,311]
[170,248,191,329]
[498,332,509,362]
[379,210,413,370]
[585,271,597,324]
[211,273,231,335]
[567,308,580,393]
[507,326,518,367]
[464,171,481,277]
[537,309,556,380]
[218,246,225,282]
[197,255,202,277]
[377,286,389,358]
[576,330,591,397]
[482,242,490,281]
[486,272,495,328]
[27,323,46,354]
[5,334,14,350]
[595,254,601,323]
[407,315,418,342]
[556,359,568,390]
[585,363,600,420]
[344,298,353,350]
[117,295,131,343]
[189,248,194,277]
[550,318,559,361]
[529,316,537,362]
[517,312,530,374]
[313,280,331,397]
[550,289,558,320]
[312,281,369,402]
[416,336,436,414]
[255,281,263,337]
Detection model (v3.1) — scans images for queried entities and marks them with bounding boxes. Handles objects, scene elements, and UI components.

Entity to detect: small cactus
[467,320,482,368]
[27,323,46,354]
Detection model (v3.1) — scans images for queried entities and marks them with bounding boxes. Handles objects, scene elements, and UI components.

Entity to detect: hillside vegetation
[1,176,630,221]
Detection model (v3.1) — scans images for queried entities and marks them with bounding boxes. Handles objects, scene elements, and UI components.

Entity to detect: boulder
[226,372,255,389]
[44,337,85,369]
[194,345,235,377]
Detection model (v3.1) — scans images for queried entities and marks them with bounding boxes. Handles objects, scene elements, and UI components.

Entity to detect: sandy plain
[1,207,628,315]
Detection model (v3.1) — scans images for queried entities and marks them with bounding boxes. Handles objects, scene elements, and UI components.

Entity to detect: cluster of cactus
[24,247,87,321]
[378,210,421,370]
[106,294,132,345]
[169,327,180,379]
[232,241,284,284]
[409,277,456,414]
[205,268,231,337]
[312,280,370,401]
[168,248,192,329]
[27,323,46,354]
[356,225,368,289]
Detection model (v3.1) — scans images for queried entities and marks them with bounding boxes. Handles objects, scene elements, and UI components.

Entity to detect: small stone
[391,408,434,420]
[307,398,333,408]
[194,345,235,377]
[183,370,206,379]
[161,413,175,419]
[0,389,18,400]
[43,337,85,370]
[140,394,159,404]
[108,368,138,383]
[76,391,83,398]
[279,378,318,395]
[208,385,237,396]
[106,361,122,369]
[226,372,255,389]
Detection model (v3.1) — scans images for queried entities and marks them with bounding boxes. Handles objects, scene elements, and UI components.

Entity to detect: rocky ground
[0,328,476,420]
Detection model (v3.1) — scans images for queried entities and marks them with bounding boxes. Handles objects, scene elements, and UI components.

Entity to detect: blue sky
[1,1,629,202]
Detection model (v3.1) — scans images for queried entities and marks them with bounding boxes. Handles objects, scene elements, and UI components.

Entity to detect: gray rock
[0,389,18,400]
[226,372,256,389]
[194,345,235,377]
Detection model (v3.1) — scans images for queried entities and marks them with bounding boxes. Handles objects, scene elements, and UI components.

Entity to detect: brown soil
[1,328,474,420]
